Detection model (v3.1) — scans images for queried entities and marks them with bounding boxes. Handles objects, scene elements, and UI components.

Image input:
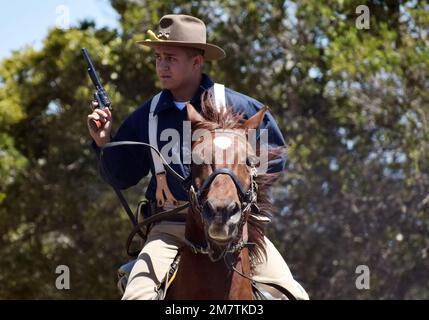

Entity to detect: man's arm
[91,106,151,189]
[228,91,287,174]
[254,102,287,174]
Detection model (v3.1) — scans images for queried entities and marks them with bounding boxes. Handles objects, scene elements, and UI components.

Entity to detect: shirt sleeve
[91,107,151,189]
[245,99,287,174]
[260,105,287,173]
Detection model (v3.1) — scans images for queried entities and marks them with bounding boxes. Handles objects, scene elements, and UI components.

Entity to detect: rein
[101,140,259,262]
[100,141,185,183]
[100,141,188,256]
[100,140,297,300]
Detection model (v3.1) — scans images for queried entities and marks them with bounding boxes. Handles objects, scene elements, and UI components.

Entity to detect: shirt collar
[154,73,214,115]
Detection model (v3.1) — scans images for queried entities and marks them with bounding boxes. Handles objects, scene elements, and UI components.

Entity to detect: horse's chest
[167,252,252,300]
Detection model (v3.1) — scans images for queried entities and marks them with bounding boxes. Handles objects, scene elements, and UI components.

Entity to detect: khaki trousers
[122,221,309,300]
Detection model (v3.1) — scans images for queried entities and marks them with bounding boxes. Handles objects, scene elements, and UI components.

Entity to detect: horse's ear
[186,103,205,123]
[240,105,268,130]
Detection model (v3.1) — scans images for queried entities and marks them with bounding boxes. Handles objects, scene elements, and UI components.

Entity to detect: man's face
[154,46,200,91]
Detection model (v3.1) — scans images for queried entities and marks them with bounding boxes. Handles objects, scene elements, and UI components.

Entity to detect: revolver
[82,47,112,129]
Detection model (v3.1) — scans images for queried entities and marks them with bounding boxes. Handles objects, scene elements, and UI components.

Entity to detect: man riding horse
[87,13,309,300]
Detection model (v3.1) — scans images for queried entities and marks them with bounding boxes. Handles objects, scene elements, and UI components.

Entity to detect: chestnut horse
[165,94,283,299]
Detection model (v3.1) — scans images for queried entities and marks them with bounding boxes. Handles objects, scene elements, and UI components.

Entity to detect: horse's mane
[193,91,286,265]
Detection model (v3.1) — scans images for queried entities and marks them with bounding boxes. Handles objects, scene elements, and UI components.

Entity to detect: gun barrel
[82,48,102,89]
[82,48,112,111]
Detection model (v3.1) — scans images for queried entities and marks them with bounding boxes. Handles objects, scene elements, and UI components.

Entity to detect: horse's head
[185,94,268,255]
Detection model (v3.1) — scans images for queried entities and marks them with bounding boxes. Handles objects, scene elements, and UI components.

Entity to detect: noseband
[188,166,258,209]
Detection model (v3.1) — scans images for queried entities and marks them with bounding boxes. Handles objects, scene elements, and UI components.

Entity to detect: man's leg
[252,236,309,300]
[122,221,186,300]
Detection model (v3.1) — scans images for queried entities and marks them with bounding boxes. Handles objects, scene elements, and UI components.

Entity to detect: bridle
[177,128,261,261]
[185,165,259,262]
[183,161,297,300]
[188,166,259,213]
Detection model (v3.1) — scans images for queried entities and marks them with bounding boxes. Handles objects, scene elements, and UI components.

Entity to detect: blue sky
[0,0,120,59]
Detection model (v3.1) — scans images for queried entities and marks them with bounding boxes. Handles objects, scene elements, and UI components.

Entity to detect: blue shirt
[92,74,286,202]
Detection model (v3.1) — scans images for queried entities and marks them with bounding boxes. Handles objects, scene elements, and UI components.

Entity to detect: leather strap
[148,92,164,174]
[126,202,189,257]
[224,252,297,300]
[213,83,226,113]
[149,93,179,207]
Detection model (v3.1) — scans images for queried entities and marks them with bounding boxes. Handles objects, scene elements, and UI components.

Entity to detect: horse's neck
[171,248,252,299]
[228,248,253,299]
[184,212,207,245]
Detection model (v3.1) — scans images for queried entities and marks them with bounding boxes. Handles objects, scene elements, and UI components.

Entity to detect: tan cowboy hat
[137,14,226,61]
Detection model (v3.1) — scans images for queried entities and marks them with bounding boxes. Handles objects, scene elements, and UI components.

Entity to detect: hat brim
[136,40,226,61]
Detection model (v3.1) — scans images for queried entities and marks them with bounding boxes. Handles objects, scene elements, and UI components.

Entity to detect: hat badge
[157,30,170,40]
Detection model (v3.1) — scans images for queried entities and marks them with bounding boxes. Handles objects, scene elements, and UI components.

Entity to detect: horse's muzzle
[203,200,242,244]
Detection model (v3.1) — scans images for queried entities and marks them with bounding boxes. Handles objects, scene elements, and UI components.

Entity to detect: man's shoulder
[224,86,264,114]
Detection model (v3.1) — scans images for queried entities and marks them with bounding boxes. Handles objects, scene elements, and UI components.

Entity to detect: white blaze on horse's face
[213,136,232,150]
[212,130,248,166]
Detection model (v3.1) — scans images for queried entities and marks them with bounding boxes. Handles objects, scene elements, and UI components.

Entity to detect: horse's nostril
[206,200,216,214]
[205,200,240,217]
[226,201,240,216]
